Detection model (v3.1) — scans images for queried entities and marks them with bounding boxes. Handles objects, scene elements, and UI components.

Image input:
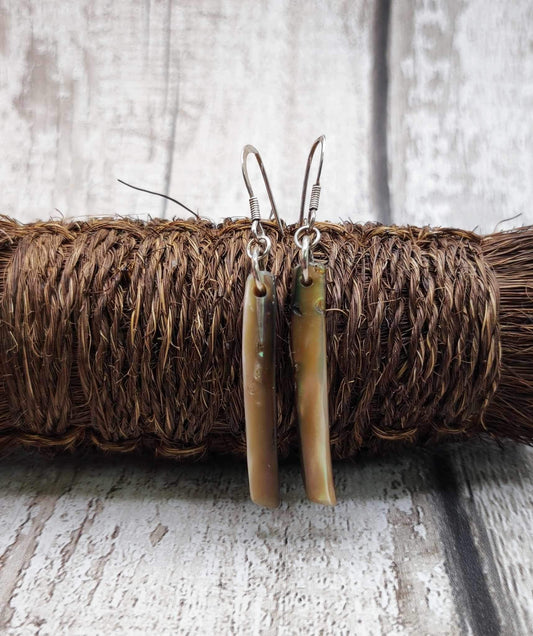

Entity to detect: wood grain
[447,443,533,634]
[0,450,464,635]
[388,0,533,231]
[0,0,373,224]
[1,0,533,634]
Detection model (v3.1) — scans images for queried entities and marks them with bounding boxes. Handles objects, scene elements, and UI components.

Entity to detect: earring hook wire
[241,145,284,236]
[295,135,326,285]
[298,135,325,228]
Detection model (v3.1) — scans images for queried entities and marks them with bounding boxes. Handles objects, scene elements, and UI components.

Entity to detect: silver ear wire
[241,145,284,235]
[299,135,325,228]
[241,145,283,294]
[295,135,326,285]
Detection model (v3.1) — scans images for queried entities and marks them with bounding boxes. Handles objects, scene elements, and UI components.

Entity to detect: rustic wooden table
[1,1,532,634]
[1,443,533,634]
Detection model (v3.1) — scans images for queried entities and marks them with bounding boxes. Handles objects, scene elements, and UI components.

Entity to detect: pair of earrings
[241,136,336,508]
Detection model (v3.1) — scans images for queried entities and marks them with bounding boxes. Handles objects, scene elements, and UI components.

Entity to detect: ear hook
[299,135,325,228]
[241,145,284,235]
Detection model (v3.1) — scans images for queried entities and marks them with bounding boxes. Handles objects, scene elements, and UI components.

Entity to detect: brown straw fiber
[0,216,531,461]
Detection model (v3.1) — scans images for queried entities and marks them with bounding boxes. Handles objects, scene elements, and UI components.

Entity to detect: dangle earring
[241,145,283,509]
[291,135,337,506]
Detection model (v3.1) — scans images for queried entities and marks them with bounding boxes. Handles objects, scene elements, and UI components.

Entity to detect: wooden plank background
[0,1,532,634]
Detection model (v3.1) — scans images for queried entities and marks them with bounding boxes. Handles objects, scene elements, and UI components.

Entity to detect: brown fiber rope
[0,216,531,461]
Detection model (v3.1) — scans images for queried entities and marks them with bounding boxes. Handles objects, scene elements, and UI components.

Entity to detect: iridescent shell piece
[242,272,280,508]
[291,264,336,506]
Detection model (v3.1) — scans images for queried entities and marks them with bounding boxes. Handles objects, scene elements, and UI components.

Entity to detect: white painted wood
[0,0,373,224]
[389,0,533,231]
[451,443,533,634]
[0,451,461,635]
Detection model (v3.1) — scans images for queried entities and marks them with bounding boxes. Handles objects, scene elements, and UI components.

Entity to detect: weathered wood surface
[1,445,532,635]
[1,1,533,634]
[388,0,533,231]
[0,0,373,224]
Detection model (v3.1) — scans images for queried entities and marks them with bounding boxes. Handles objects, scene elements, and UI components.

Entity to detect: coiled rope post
[0,217,531,460]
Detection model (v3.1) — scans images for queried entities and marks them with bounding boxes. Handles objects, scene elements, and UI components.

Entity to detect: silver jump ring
[294,225,321,250]
[246,234,271,261]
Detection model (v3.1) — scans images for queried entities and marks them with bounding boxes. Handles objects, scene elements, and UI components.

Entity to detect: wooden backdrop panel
[389,0,533,231]
[0,0,372,223]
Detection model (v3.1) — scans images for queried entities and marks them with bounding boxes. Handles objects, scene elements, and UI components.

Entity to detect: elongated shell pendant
[291,263,336,506]
[242,272,280,508]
